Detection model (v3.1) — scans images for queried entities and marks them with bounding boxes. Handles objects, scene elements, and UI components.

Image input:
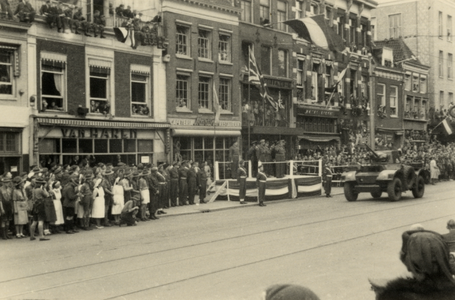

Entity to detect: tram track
[1,188,453,299]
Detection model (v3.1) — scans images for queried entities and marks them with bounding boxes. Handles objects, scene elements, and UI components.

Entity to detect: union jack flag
[248,46,282,111]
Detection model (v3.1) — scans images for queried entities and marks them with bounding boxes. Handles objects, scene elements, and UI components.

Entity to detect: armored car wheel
[344,182,358,202]
[412,175,425,198]
[370,191,382,199]
[387,177,402,201]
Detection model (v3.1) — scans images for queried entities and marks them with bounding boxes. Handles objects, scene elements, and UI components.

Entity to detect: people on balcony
[0,0,14,20]
[14,0,35,23]
[73,6,90,36]
[115,4,125,18]
[92,10,106,38]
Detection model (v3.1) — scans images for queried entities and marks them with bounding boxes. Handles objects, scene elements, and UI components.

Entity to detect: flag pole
[248,46,251,149]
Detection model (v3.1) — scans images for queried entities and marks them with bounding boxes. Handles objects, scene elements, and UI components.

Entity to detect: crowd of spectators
[0,159,211,241]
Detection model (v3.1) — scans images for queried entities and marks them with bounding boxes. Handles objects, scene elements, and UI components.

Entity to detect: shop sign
[264,78,293,89]
[61,128,138,139]
[169,118,241,128]
[298,108,338,117]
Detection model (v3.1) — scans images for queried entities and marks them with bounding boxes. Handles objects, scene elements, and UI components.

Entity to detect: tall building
[371,0,454,113]
[237,0,378,156]
[161,0,241,176]
[1,0,169,171]
[0,17,34,176]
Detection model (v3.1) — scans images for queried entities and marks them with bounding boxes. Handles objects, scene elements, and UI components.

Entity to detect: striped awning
[36,118,169,129]
[131,64,151,75]
[41,52,67,63]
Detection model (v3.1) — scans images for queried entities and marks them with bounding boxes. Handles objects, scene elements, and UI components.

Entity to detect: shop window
[89,63,111,114]
[138,140,153,152]
[198,76,211,110]
[39,138,60,154]
[109,139,122,153]
[125,139,136,153]
[205,137,213,149]
[219,77,231,111]
[198,28,211,60]
[278,49,288,77]
[79,139,93,154]
[62,139,77,153]
[390,86,398,117]
[176,25,190,56]
[261,46,271,75]
[0,50,13,96]
[176,74,190,110]
[131,66,151,117]
[95,139,108,153]
[218,33,231,62]
[194,137,203,149]
[0,132,18,153]
[241,0,252,22]
[277,1,287,31]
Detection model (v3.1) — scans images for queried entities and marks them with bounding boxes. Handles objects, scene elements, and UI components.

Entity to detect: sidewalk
[158,186,344,218]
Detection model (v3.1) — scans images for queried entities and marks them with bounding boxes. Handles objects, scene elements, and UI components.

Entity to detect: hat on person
[117,162,126,167]
[400,230,455,283]
[70,174,79,183]
[54,168,63,176]
[12,176,24,186]
[264,284,320,300]
[151,167,158,172]
[32,166,41,173]
[20,172,28,177]
[34,176,47,184]
[447,219,455,229]
[132,171,140,178]
[140,169,150,176]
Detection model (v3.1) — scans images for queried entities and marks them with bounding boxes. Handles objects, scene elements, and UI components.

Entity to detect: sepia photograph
[1,0,455,299]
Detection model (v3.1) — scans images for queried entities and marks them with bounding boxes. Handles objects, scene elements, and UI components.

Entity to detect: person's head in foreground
[263,284,320,300]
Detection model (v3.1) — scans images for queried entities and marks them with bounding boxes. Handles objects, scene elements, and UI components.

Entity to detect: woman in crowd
[12,176,28,238]
[91,172,105,229]
[111,171,125,225]
[51,181,64,233]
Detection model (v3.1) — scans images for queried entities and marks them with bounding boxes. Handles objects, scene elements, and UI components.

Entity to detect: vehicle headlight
[388,174,394,179]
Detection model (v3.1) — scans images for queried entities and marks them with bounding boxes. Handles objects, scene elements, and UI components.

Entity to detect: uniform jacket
[62,182,78,208]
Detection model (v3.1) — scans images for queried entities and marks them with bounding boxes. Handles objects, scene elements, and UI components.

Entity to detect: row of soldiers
[40,1,105,38]
[246,139,287,178]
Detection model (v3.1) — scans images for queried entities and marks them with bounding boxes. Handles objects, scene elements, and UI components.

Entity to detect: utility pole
[369,55,375,150]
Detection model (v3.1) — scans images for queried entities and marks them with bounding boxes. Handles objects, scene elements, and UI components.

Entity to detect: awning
[36,117,169,129]
[284,15,346,53]
[298,135,340,143]
[172,129,241,137]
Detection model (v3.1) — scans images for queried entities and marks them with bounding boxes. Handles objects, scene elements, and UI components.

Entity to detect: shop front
[169,117,241,165]
[375,128,403,150]
[295,106,341,152]
[35,117,169,168]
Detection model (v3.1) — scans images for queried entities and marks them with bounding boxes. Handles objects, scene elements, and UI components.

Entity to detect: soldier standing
[237,160,248,204]
[229,141,240,179]
[178,161,189,205]
[197,165,207,204]
[247,141,258,177]
[323,162,333,197]
[156,165,167,215]
[187,162,198,205]
[257,162,267,207]
[169,162,179,207]
[275,140,286,178]
[147,167,159,219]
